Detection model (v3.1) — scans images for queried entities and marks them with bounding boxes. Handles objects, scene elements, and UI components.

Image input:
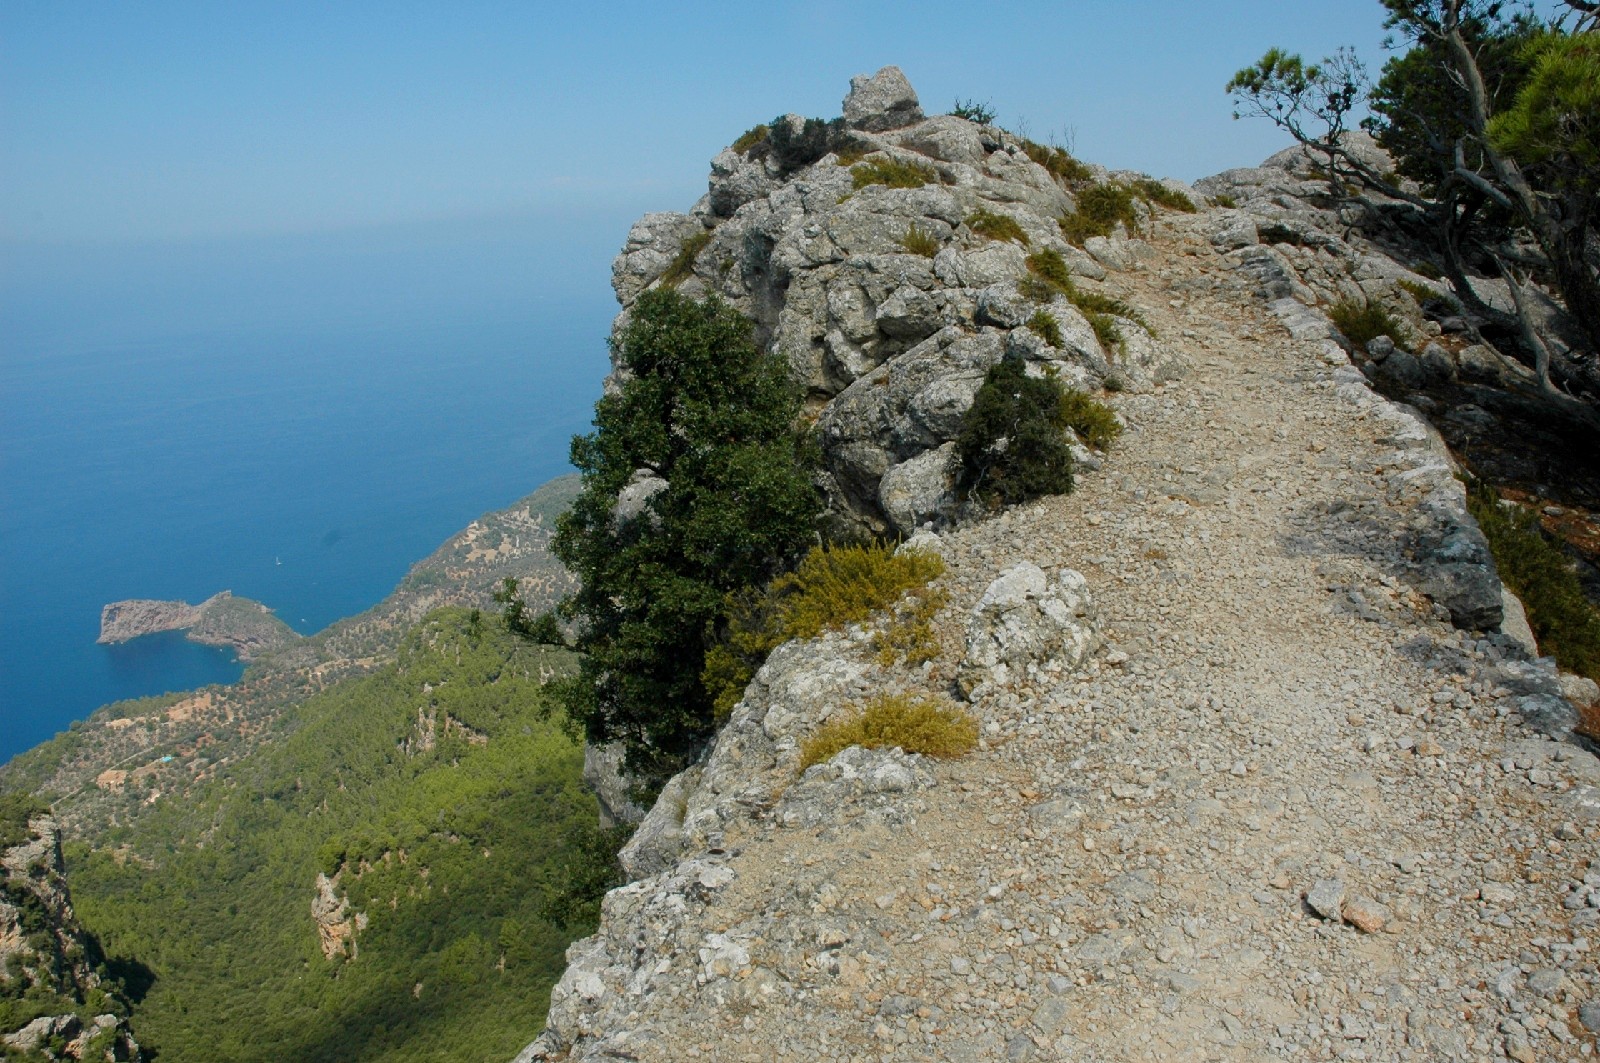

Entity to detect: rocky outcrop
[98,590,300,661]
[524,615,957,1060]
[606,66,1182,539]
[310,871,366,960]
[1,816,141,1061]
[583,743,648,829]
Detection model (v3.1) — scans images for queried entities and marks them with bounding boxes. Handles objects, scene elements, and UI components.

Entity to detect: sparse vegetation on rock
[1328,297,1407,350]
[703,542,945,720]
[965,208,1029,246]
[798,692,977,771]
[850,156,938,190]
[899,223,941,257]
[1468,481,1600,681]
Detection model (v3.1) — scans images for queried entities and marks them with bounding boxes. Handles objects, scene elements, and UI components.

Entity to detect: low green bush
[0,791,48,850]
[1059,183,1140,244]
[703,543,946,719]
[1132,178,1197,213]
[966,209,1029,245]
[852,157,939,190]
[1086,313,1124,351]
[799,692,977,770]
[900,224,941,257]
[1328,298,1405,350]
[1467,483,1600,681]
[1212,192,1238,208]
[660,230,711,289]
[768,115,847,172]
[1027,309,1062,347]
[1024,248,1074,292]
[954,357,1076,508]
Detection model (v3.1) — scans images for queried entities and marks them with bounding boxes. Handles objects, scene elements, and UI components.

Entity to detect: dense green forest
[56,609,612,1062]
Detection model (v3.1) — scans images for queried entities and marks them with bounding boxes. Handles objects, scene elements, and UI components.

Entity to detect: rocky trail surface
[526,208,1600,1062]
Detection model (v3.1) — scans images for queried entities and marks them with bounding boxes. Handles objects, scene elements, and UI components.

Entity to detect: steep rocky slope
[519,70,1600,1062]
[2,814,140,1061]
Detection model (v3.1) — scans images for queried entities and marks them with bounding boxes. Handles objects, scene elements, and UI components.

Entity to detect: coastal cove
[0,214,624,761]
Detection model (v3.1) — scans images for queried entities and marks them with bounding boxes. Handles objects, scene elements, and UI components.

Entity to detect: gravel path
[531,218,1600,1063]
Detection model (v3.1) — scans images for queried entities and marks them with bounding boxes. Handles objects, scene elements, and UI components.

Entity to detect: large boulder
[878,441,957,535]
[958,563,1100,695]
[842,66,924,132]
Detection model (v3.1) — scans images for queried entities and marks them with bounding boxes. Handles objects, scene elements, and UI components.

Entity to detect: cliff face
[1,815,140,1061]
[520,69,1600,1062]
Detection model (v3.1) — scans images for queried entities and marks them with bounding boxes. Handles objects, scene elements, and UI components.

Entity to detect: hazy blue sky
[3,2,1402,246]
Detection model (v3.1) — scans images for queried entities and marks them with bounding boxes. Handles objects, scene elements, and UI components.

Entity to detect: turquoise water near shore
[0,214,622,762]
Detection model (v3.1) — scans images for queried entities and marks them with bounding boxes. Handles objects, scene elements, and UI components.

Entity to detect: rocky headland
[519,68,1600,1062]
[97,591,299,661]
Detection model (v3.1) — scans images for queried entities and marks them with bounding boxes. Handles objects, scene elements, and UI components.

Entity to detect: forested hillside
[56,610,610,1062]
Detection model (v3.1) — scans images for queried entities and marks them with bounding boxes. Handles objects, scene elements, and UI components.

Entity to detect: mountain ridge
[518,66,1600,1062]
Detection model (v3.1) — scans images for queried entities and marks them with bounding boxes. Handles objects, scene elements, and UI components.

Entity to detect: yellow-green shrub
[1027,309,1063,347]
[1059,389,1122,449]
[704,543,946,720]
[1131,177,1197,212]
[1059,183,1140,244]
[900,224,941,257]
[1021,248,1148,351]
[732,124,769,154]
[772,542,944,640]
[872,588,948,668]
[1020,139,1094,186]
[1328,298,1405,349]
[799,692,977,770]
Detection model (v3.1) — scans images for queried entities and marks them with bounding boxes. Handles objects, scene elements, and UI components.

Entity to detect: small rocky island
[98,591,300,660]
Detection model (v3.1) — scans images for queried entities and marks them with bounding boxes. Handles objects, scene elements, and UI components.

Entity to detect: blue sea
[0,211,628,762]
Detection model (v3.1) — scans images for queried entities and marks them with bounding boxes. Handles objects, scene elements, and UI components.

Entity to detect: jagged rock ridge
[519,68,1600,1063]
[610,65,1182,540]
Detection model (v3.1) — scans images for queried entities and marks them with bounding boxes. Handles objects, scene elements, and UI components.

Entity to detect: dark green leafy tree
[553,289,819,786]
[492,577,533,638]
[493,577,565,645]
